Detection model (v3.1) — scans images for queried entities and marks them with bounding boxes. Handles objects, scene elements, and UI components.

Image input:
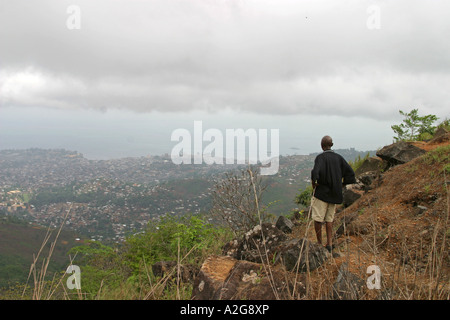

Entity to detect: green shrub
[391,109,438,142]
[67,213,232,299]
[295,186,313,208]
[123,214,229,270]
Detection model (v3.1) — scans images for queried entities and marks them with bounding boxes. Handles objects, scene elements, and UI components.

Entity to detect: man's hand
[312,181,319,189]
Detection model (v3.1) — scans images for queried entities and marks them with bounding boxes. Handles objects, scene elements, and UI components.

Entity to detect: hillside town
[0,148,371,243]
[0,149,232,242]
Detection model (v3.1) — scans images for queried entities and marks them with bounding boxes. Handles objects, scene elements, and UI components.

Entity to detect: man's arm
[311,156,322,189]
[341,158,356,185]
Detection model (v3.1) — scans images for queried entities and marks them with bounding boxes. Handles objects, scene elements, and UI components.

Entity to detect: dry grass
[287,141,450,300]
[21,204,83,300]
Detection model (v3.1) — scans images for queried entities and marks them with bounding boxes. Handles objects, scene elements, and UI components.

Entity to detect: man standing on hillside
[311,136,356,252]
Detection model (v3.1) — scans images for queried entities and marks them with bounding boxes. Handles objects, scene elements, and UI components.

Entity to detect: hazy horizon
[0,105,391,160]
[1,1,449,160]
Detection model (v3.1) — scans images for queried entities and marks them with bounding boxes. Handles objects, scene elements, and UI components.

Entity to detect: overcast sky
[1,0,449,159]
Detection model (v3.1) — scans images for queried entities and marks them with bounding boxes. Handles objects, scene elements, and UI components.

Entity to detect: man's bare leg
[314,221,322,245]
[325,222,333,247]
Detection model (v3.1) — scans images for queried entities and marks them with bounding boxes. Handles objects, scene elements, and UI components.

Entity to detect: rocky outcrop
[223,223,287,263]
[343,140,428,208]
[355,156,385,176]
[357,171,379,190]
[342,184,364,207]
[275,238,330,272]
[376,141,426,167]
[197,219,332,300]
[329,263,366,300]
[275,215,294,234]
[222,221,331,273]
[343,156,385,208]
[191,255,307,300]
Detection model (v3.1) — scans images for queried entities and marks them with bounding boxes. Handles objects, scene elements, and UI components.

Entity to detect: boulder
[355,156,385,176]
[376,141,426,167]
[191,255,307,300]
[357,171,379,190]
[229,223,288,263]
[276,238,330,272]
[330,262,366,300]
[191,256,236,300]
[275,215,294,234]
[222,239,240,257]
[343,184,364,207]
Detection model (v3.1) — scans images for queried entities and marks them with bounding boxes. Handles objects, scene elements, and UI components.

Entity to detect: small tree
[209,167,269,237]
[391,109,438,141]
[295,185,313,208]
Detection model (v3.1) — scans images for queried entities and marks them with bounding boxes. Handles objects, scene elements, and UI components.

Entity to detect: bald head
[321,135,333,151]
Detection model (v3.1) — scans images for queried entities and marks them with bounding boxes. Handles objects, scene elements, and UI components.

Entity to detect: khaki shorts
[311,197,336,223]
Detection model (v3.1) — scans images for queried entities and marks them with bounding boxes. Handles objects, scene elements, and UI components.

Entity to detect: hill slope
[289,134,449,299]
[192,134,449,300]
[0,218,82,289]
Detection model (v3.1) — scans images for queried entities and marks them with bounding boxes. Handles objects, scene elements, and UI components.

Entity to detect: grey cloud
[1,0,449,120]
